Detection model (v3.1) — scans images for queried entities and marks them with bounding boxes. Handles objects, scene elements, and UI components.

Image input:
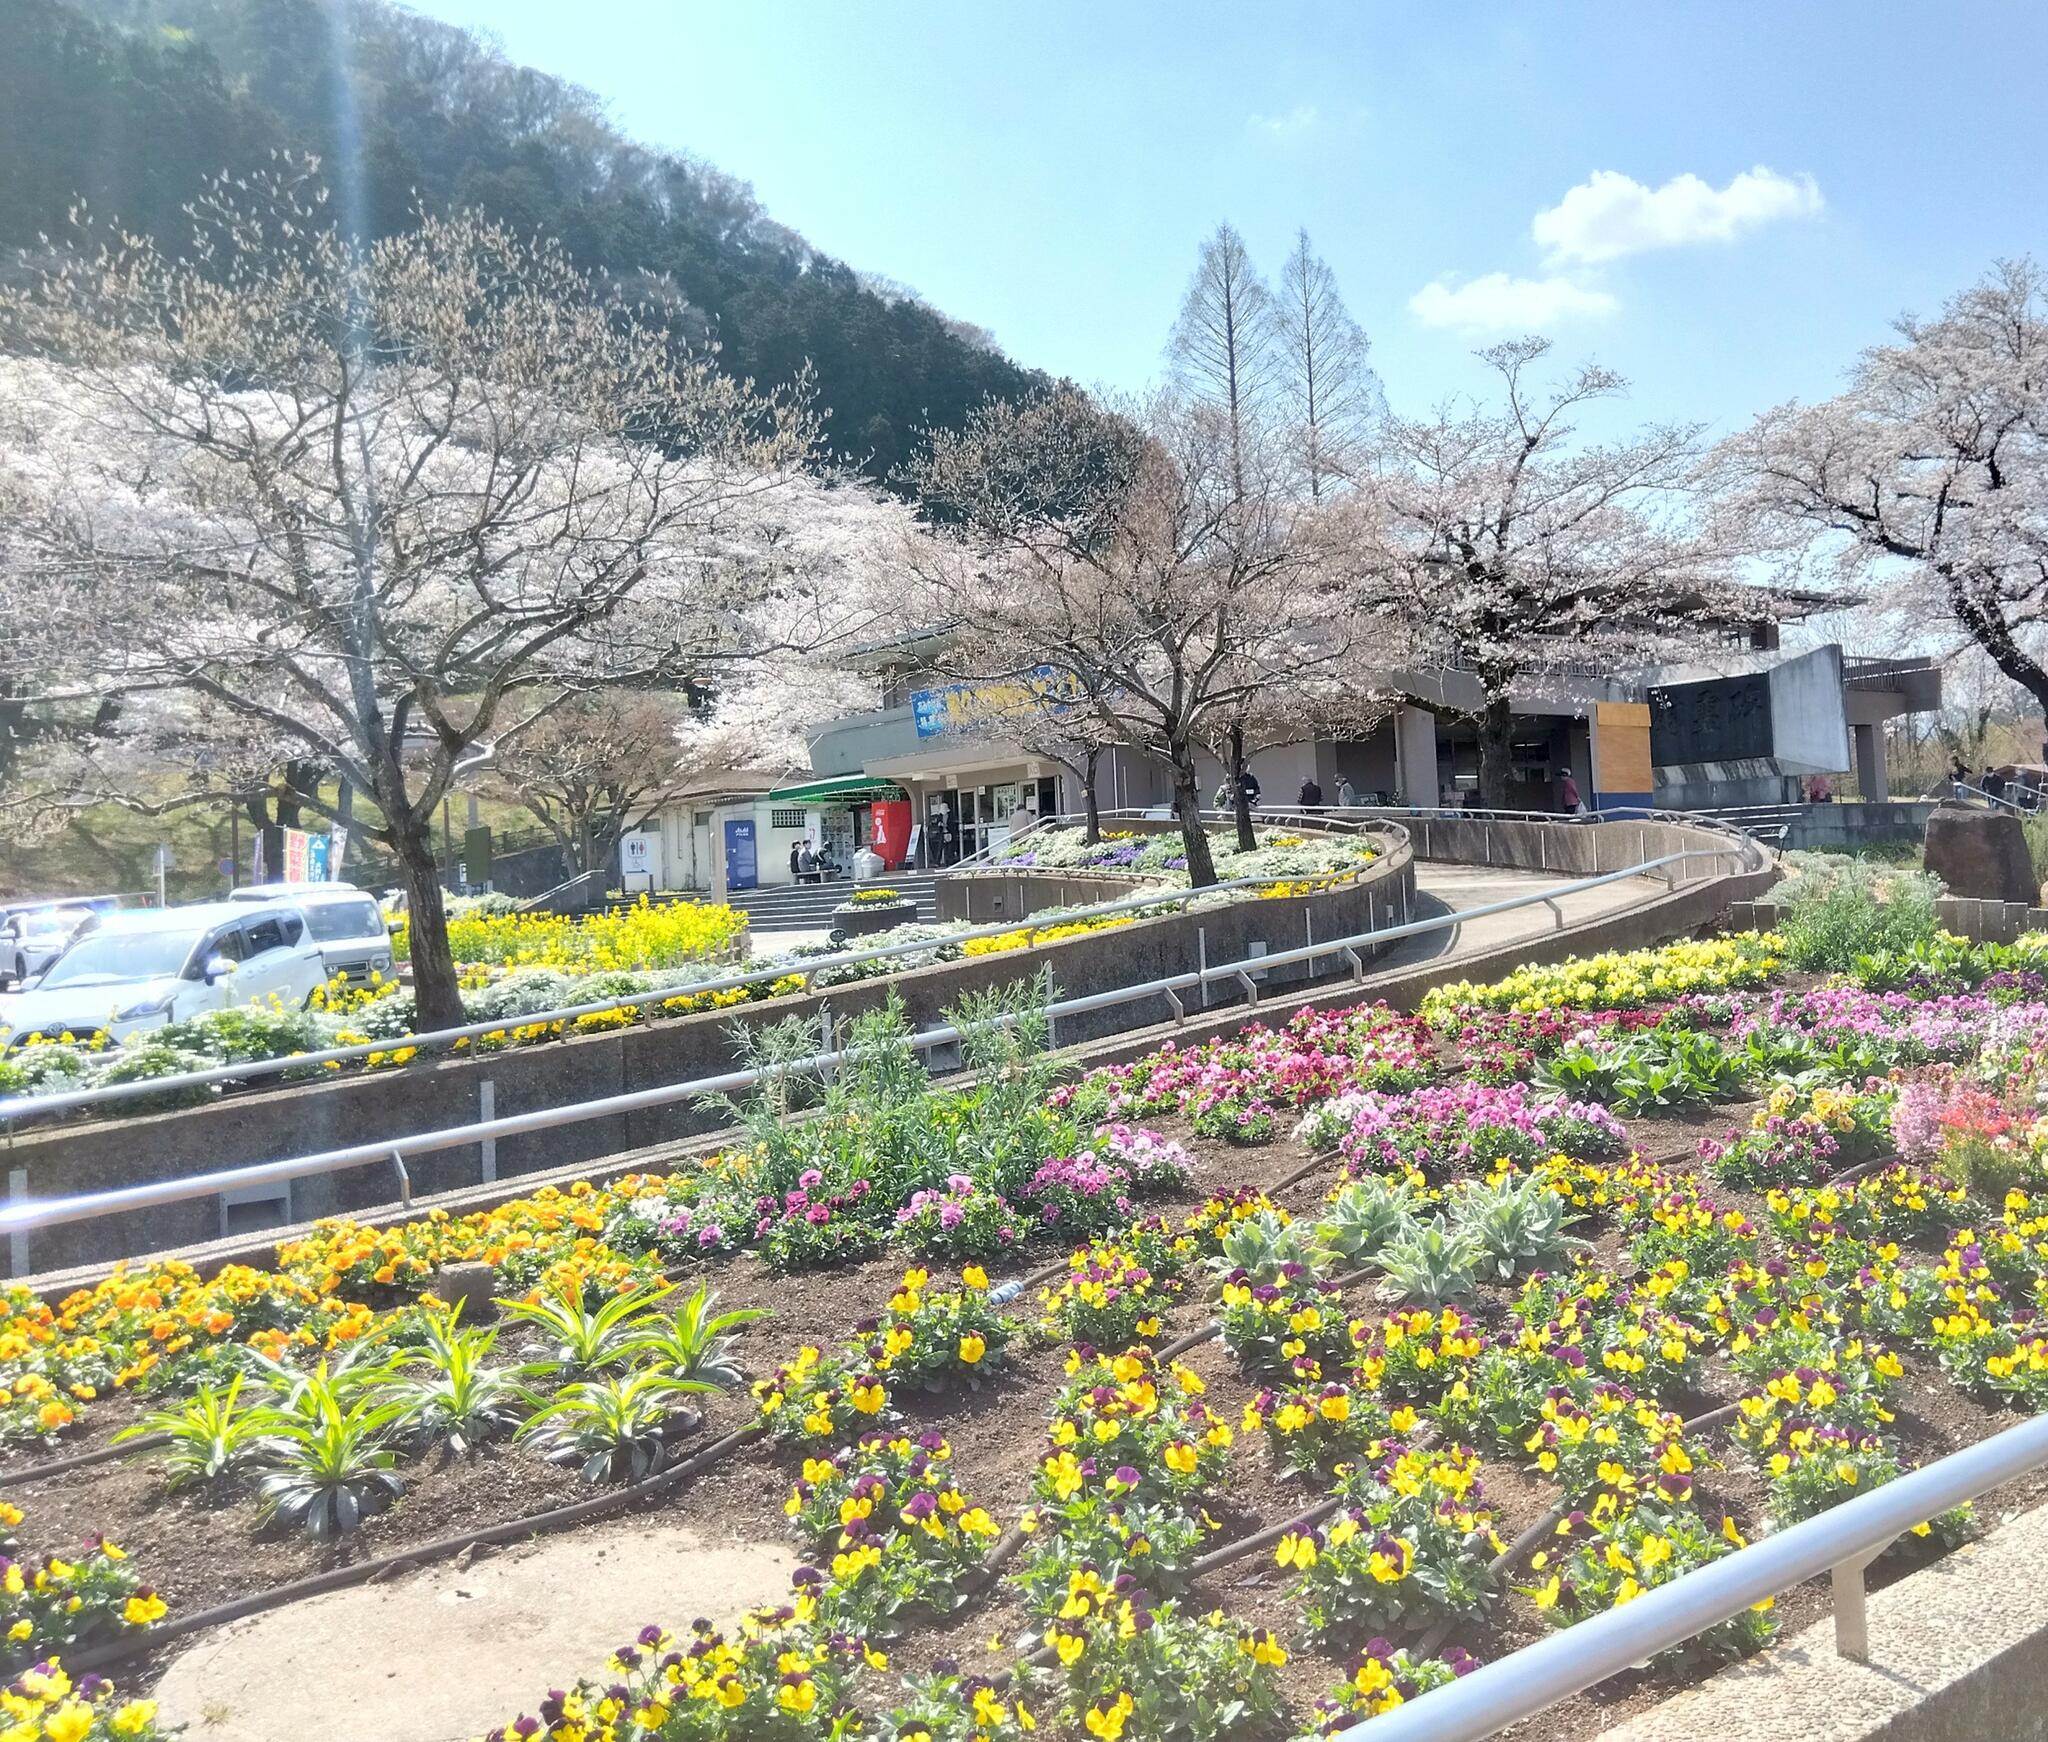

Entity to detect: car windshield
[38,928,199,988]
[303,899,385,943]
[22,909,88,941]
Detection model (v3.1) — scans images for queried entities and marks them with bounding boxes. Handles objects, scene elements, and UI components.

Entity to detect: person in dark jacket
[1298,777,1323,810]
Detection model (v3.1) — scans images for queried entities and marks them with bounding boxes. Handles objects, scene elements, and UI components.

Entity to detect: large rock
[1924,807,2038,903]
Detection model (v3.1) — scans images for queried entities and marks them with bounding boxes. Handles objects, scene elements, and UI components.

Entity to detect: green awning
[765,775,906,805]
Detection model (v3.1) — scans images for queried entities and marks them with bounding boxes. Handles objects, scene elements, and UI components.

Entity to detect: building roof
[765,774,908,804]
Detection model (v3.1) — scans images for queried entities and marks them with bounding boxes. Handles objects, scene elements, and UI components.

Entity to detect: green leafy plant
[1522,1500,1775,1665]
[519,1368,711,1482]
[253,1365,410,1536]
[498,1278,672,1377]
[1280,1444,1498,1647]
[118,1374,271,1489]
[1313,1177,1419,1267]
[1537,1030,1745,1112]
[1042,1595,1291,1742]
[632,1284,768,1389]
[1374,1218,1486,1307]
[1448,1173,1588,1281]
[1780,858,1941,971]
[390,1308,533,1455]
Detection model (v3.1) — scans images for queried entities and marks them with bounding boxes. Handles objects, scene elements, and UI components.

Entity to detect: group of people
[1953,755,2045,812]
[787,840,842,883]
[1213,770,1371,814]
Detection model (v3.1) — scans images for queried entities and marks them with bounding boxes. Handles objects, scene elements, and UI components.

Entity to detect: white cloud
[1533,166,1823,265]
[1247,102,1319,139]
[1407,273,1618,333]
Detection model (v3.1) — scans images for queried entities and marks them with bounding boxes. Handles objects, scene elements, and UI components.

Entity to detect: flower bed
[990,825,1379,886]
[396,895,750,972]
[15,923,2048,1741]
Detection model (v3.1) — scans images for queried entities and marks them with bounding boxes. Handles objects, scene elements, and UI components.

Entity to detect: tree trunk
[1171,749,1218,887]
[1080,747,1103,845]
[395,822,465,1031]
[1476,694,1516,812]
[1229,722,1256,851]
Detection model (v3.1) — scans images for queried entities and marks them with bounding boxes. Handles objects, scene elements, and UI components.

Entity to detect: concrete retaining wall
[934,871,1151,925]
[1787,801,1936,851]
[1398,814,1759,881]
[2,837,1416,1277]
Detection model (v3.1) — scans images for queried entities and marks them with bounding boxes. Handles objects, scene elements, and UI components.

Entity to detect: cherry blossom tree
[487,648,881,876]
[903,385,1358,885]
[1711,259,2048,741]
[1345,337,1742,808]
[0,170,828,1026]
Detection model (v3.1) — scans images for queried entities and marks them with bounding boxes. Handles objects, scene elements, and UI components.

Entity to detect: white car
[0,905,96,991]
[0,902,328,1046]
[228,884,394,987]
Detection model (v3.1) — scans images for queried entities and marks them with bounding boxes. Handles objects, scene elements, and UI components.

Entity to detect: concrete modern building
[627,624,1943,892]
[786,631,1944,868]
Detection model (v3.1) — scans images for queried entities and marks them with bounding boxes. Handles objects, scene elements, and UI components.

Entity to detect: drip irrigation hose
[1187,1496,1342,1580]
[0,1431,169,1488]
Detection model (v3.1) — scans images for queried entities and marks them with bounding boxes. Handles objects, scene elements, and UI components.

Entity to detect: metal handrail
[1953,779,2030,814]
[955,802,1770,868]
[1336,1408,2048,1742]
[0,830,1405,1127]
[0,841,1747,1241]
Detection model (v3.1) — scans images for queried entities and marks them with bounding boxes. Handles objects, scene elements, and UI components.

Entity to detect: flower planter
[833,898,917,938]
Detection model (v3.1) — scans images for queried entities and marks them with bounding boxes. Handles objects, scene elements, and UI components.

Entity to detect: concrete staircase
[725,871,944,933]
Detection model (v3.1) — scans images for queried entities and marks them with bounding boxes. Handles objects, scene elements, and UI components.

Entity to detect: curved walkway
[1393,861,1671,974]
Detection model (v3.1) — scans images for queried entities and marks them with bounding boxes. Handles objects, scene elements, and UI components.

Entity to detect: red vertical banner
[870,799,912,868]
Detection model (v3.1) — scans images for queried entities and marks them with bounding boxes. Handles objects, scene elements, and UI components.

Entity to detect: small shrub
[1780,859,1940,972]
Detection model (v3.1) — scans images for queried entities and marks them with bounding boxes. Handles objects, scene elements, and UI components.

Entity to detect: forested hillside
[0,0,1046,476]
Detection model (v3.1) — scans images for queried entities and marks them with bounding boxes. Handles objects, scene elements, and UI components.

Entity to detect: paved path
[154,1523,796,1742]
[1392,860,1668,974]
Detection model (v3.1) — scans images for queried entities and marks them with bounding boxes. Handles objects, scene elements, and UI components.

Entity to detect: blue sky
[414,1,2047,439]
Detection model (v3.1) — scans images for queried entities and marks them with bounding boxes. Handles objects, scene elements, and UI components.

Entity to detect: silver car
[227,884,395,987]
[0,905,95,992]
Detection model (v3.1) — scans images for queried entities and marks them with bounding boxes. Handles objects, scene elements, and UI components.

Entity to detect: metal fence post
[479,1080,497,1183]
[1832,1546,1884,1660]
[7,1170,25,1278]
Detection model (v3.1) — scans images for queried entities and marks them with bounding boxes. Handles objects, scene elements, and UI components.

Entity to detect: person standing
[1239,766,1262,811]
[788,840,803,880]
[1336,775,1359,809]
[1558,767,1583,816]
[1297,776,1323,810]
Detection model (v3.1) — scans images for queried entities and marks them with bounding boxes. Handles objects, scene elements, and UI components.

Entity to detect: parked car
[0,901,327,1046]
[0,904,96,991]
[228,883,394,987]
